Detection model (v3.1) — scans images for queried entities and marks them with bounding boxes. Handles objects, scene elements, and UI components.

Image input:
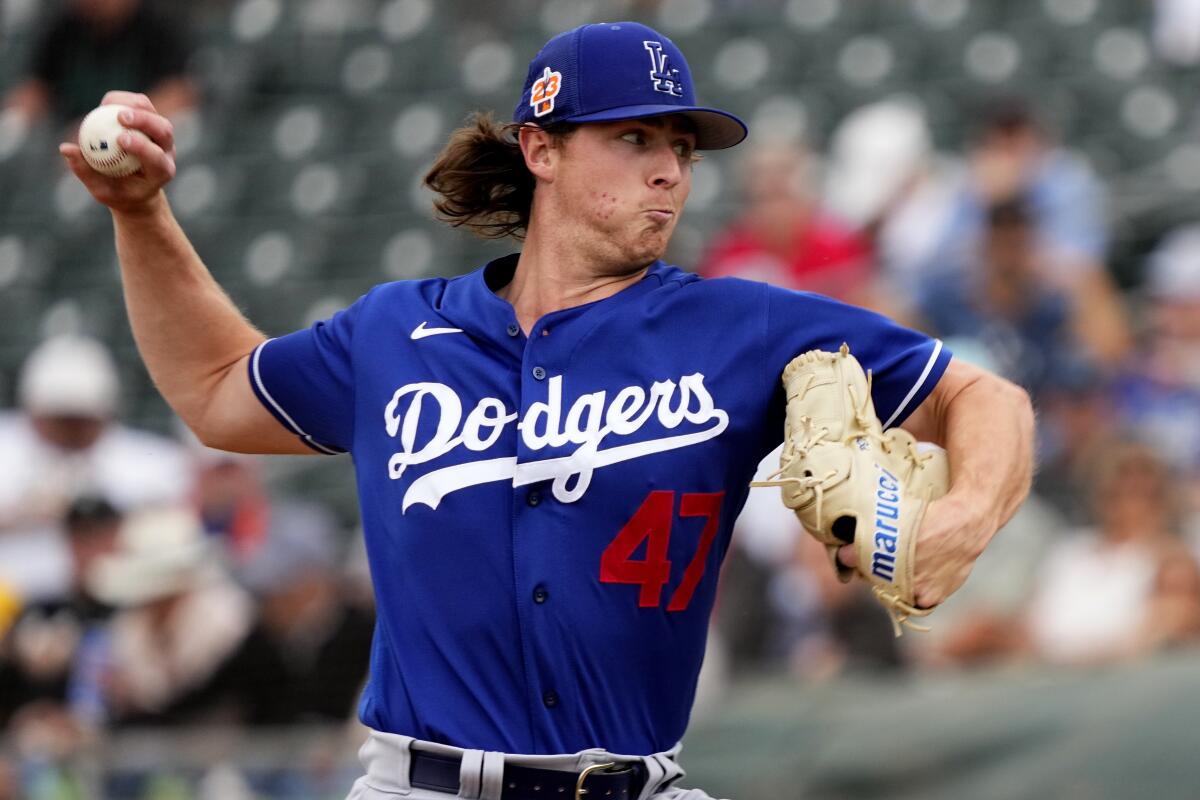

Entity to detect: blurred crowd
[0,335,373,798]
[705,93,1200,684]
[7,0,1200,797]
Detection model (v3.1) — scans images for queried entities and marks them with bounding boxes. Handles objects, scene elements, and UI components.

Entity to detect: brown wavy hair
[423,112,576,241]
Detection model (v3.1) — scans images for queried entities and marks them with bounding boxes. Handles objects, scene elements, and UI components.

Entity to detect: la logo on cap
[643,41,683,97]
[530,66,563,117]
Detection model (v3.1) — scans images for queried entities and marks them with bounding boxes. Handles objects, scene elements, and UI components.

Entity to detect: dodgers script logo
[643,41,684,97]
[384,373,728,511]
[530,66,563,117]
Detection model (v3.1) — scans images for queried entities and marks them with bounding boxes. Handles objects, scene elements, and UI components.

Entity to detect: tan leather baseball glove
[753,344,949,636]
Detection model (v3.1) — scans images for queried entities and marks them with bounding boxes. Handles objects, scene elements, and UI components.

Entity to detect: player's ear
[518,124,557,183]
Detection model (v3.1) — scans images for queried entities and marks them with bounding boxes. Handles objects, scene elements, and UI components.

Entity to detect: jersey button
[533,586,548,604]
[532,366,546,380]
[542,690,559,708]
[506,323,520,337]
[527,490,541,507]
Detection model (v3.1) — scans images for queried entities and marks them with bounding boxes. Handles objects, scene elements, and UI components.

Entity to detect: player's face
[553,115,696,272]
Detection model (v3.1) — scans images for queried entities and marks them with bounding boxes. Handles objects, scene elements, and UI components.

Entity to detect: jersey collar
[442,253,678,354]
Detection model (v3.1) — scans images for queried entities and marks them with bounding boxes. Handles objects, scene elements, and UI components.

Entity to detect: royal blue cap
[514,22,748,150]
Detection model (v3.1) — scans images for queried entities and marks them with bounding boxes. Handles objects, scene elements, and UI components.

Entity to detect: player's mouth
[644,209,675,225]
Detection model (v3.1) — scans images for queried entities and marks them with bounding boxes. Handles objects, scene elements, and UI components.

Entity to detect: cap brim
[564,104,748,150]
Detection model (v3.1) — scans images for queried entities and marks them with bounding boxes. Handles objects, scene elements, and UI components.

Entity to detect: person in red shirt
[700,140,876,306]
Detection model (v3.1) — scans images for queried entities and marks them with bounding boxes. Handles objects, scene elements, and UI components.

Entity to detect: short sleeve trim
[249,340,345,455]
[882,339,944,429]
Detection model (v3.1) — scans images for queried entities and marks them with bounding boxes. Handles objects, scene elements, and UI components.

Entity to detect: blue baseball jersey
[248,254,950,756]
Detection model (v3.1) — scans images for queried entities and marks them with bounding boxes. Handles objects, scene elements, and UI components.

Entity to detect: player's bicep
[194,353,318,455]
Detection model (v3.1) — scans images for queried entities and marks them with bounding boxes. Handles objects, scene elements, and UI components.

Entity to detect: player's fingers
[59,144,125,192]
[836,544,857,570]
[117,132,176,182]
[59,143,109,182]
[59,143,94,179]
[101,91,155,113]
[116,108,174,155]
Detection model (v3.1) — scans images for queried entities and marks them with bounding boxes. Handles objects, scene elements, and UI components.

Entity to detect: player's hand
[59,91,176,216]
[837,491,988,609]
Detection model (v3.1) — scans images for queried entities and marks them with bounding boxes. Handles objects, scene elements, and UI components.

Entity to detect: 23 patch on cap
[530,66,563,117]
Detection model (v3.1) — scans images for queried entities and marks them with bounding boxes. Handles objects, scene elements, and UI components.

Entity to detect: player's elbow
[182,401,237,452]
[995,374,1034,434]
[1009,379,1036,471]
[188,415,228,451]
[174,362,256,453]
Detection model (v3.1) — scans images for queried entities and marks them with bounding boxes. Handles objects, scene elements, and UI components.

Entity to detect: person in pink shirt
[700,141,876,307]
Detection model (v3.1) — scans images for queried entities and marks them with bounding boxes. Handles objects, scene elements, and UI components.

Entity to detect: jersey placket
[511,311,573,751]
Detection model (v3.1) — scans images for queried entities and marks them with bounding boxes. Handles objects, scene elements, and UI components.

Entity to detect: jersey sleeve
[248,296,366,454]
[765,286,952,428]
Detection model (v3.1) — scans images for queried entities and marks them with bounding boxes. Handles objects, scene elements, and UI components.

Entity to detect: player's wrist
[109,190,170,223]
[937,488,999,557]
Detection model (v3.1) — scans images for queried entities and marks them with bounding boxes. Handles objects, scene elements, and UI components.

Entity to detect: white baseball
[78,104,149,177]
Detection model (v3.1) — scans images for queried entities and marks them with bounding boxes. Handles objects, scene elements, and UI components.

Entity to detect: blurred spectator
[775,534,902,679]
[1154,0,1200,65]
[1026,441,1200,664]
[1031,365,1116,525]
[939,99,1131,365]
[0,497,120,729]
[918,199,1093,396]
[4,0,196,128]
[1112,225,1200,491]
[925,441,1200,667]
[229,520,374,725]
[700,140,874,305]
[0,581,19,641]
[0,336,189,602]
[88,507,256,726]
[822,98,964,317]
[187,440,339,567]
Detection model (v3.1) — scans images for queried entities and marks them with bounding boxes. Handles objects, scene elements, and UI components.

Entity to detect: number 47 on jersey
[600,490,724,612]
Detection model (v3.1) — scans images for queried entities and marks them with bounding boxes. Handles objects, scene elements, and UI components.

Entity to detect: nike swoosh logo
[411,322,464,340]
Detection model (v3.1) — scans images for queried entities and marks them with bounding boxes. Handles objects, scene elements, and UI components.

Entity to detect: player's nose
[647,143,684,190]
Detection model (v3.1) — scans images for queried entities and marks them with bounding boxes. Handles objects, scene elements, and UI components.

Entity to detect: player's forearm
[112,194,265,434]
[938,373,1035,544]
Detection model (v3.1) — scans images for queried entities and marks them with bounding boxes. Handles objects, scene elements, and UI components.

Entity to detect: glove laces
[751,363,892,532]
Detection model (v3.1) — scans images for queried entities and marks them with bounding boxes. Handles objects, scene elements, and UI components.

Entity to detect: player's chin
[630,223,676,261]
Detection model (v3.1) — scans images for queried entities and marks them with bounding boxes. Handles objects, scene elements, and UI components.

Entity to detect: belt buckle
[574,762,617,800]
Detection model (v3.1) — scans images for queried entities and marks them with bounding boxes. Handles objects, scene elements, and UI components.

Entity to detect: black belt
[410,750,647,800]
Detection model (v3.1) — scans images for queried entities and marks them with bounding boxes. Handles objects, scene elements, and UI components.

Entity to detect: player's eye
[620,131,647,145]
[673,140,696,159]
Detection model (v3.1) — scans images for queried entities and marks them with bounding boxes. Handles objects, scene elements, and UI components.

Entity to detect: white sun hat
[18,335,119,418]
[87,507,218,607]
[824,99,932,227]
